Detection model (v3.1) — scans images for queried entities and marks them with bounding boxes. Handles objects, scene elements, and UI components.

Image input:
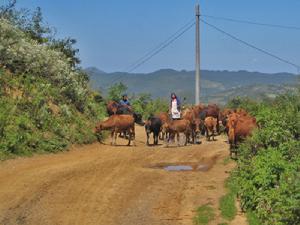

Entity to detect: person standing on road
[169,92,181,120]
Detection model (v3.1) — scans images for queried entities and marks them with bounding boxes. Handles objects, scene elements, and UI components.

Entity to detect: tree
[26,7,51,43]
[107,83,128,102]
[0,0,16,19]
[49,38,81,68]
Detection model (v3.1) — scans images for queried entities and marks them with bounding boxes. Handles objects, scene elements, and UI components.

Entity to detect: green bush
[0,17,106,159]
[227,95,300,225]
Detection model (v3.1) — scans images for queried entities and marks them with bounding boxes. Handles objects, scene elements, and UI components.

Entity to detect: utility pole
[195,4,200,105]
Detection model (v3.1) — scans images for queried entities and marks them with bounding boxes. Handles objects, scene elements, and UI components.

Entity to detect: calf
[199,104,220,133]
[145,117,162,146]
[95,115,136,146]
[156,112,170,140]
[204,116,217,141]
[162,119,191,147]
[182,109,202,143]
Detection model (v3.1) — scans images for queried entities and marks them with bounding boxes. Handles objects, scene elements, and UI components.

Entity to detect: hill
[0,18,105,159]
[86,67,297,103]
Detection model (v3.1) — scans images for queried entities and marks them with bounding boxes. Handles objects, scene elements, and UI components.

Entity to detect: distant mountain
[86,67,298,104]
[208,84,297,105]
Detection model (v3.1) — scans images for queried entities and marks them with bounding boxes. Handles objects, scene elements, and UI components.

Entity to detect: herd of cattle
[94,101,257,157]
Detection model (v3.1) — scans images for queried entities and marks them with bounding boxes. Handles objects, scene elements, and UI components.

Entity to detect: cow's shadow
[146,143,163,147]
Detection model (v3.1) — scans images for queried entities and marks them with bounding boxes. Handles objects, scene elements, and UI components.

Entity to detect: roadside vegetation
[0,1,168,160]
[227,95,300,225]
[219,178,237,221]
[193,204,215,225]
[107,82,168,119]
[0,1,107,159]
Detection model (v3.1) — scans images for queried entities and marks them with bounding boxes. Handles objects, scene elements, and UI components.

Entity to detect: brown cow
[199,104,221,133]
[219,108,234,134]
[156,112,170,140]
[182,108,202,143]
[95,115,136,146]
[204,116,218,141]
[227,113,257,157]
[162,119,191,147]
[106,100,133,116]
[192,104,205,117]
[106,100,118,115]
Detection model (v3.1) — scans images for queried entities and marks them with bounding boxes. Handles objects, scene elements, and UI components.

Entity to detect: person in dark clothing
[119,94,131,106]
[118,94,132,114]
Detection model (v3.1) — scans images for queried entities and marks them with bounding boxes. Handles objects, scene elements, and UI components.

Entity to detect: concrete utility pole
[195,4,200,105]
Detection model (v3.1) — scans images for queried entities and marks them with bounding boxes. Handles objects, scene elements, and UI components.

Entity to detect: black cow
[145,117,162,146]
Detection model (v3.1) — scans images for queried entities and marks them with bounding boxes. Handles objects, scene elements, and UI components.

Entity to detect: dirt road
[0,125,247,225]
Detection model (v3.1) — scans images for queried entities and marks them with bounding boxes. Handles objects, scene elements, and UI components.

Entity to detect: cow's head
[133,113,145,126]
[94,122,103,134]
[144,120,151,133]
[228,113,240,129]
[194,118,202,134]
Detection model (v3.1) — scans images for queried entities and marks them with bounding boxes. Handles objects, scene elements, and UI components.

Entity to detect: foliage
[0,4,106,159]
[131,93,168,119]
[219,193,237,221]
[107,82,128,102]
[193,204,215,225]
[107,83,168,119]
[227,95,300,225]
[0,1,80,68]
[246,211,262,225]
[219,177,238,221]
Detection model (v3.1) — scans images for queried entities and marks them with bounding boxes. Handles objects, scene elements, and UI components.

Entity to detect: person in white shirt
[169,92,181,120]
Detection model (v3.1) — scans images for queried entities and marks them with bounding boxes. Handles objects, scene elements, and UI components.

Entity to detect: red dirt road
[0,125,247,225]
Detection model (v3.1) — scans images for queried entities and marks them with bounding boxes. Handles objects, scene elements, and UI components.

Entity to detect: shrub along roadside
[227,96,300,225]
[0,16,107,159]
[219,192,236,221]
[193,204,215,225]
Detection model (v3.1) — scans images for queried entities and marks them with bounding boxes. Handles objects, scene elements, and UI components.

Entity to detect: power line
[124,18,195,72]
[200,18,300,71]
[201,14,300,31]
[107,20,195,85]
[128,21,195,73]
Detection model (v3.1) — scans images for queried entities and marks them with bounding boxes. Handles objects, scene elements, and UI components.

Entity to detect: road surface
[0,125,247,225]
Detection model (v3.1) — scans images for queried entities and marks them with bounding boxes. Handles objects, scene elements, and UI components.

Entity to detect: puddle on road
[151,163,210,172]
[164,165,193,171]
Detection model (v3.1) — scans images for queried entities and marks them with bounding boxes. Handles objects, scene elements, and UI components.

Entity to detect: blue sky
[16,0,300,73]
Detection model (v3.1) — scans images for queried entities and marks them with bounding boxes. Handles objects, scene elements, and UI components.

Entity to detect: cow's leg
[164,132,169,147]
[131,126,136,146]
[184,132,188,146]
[127,130,131,146]
[110,131,114,145]
[146,132,150,146]
[114,132,118,145]
[159,131,163,140]
[191,129,194,144]
[154,133,159,145]
[205,128,209,141]
[177,133,180,147]
[217,118,220,134]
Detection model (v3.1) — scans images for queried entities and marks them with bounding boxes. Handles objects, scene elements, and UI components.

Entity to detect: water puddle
[164,165,193,171]
[151,163,211,172]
